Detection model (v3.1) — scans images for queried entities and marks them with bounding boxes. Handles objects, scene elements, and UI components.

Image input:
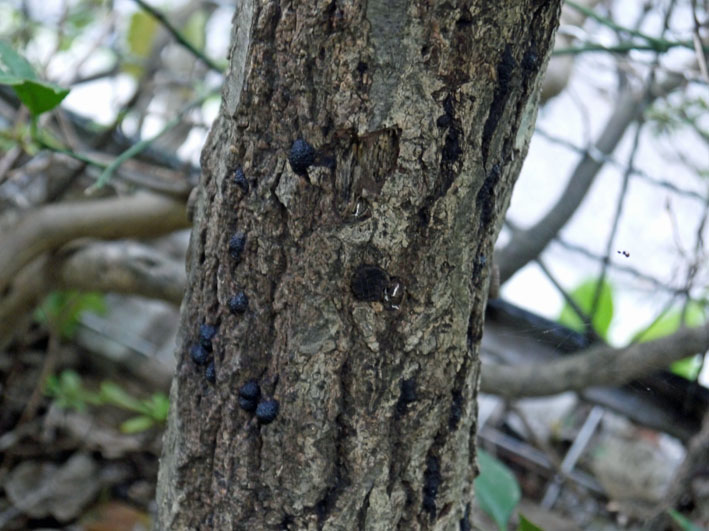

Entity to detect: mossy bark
[157,1,561,529]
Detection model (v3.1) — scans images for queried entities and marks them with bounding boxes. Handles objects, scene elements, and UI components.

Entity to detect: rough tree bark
[157,1,562,529]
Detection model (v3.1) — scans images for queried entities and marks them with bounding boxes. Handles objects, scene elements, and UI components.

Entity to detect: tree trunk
[157,1,561,529]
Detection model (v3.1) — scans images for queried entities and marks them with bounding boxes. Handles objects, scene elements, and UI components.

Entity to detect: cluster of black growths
[190,323,218,384]
[238,379,279,424]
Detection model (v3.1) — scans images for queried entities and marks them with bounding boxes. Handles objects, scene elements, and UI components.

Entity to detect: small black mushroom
[199,324,217,352]
[288,139,315,175]
[190,343,209,365]
[234,167,249,193]
[229,233,246,261]
[239,379,261,400]
[350,264,389,302]
[256,398,280,424]
[205,360,216,384]
[238,379,261,412]
[239,396,258,412]
[228,291,249,314]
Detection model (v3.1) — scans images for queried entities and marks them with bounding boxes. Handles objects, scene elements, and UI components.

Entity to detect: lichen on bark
[157,1,562,529]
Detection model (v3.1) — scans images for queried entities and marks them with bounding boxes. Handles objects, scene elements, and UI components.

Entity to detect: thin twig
[88,91,214,191]
[131,0,223,73]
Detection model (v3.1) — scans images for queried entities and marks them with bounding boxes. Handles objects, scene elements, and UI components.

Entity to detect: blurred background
[0,0,707,529]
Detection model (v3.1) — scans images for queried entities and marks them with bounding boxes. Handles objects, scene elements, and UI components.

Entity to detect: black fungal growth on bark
[476,163,501,227]
[422,455,442,519]
[234,167,249,194]
[238,379,261,412]
[350,264,389,302]
[396,378,417,417]
[256,398,279,424]
[199,324,217,352]
[205,360,216,384]
[190,343,209,366]
[228,291,249,314]
[288,139,315,175]
[449,390,464,430]
[229,233,246,261]
[481,44,516,166]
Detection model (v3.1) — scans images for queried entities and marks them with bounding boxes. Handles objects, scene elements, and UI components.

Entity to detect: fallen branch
[0,192,188,294]
[0,241,186,348]
[480,323,709,398]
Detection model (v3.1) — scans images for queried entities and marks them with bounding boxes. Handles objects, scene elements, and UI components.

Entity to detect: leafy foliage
[45,370,169,433]
[125,11,159,78]
[34,291,107,339]
[518,514,545,531]
[474,449,521,531]
[558,278,614,339]
[0,40,69,114]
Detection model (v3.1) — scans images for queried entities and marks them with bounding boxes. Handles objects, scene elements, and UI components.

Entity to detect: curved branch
[0,241,186,347]
[0,193,189,293]
[59,241,186,304]
[496,73,686,284]
[480,323,709,398]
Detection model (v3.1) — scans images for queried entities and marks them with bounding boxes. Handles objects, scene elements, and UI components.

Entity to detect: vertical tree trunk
[157,1,561,529]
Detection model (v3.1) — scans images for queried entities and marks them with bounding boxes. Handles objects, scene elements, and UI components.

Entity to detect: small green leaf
[0,40,37,79]
[125,10,158,78]
[11,79,70,115]
[558,278,614,339]
[475,449,521,531]
[633,301,705,380]
[100,381,151,415]
[0,41,69,114]
[182,10,207,51]
[120,415,156,434]
[146,392,170,421]
[44,370,100,411]
[668,509,704,531]
[518,514,545,531]
[35,291,106,339]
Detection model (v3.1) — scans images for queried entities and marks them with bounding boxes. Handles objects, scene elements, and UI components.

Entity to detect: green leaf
[182,10,207,51]
[0,41,69,114]
[668,510,704,531]
[34,291,106,339]
[125,10,158,78]
[11,79,70,115]
[475,449,521,531]
[0,40,37,79]
[518,514,545,531]
[633,301,705,380]
[100,381,151,415]
[44,370,100,411]
[120,415,156,434]
[146,392,170,421]
[558,278,614,339]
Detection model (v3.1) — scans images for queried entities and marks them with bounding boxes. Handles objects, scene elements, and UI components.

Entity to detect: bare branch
[496,72,686,284]
[0,241,186,347]
[480,323,709,398]
[0,193,189,293]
